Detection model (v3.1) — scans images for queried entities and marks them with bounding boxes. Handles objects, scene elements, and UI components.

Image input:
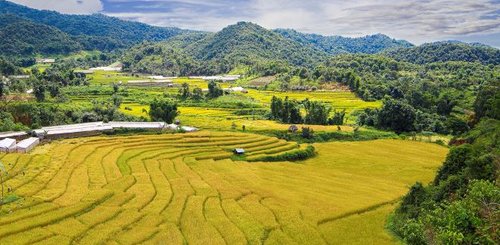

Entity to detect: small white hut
[16,137,40,153]
[0,138,17,153]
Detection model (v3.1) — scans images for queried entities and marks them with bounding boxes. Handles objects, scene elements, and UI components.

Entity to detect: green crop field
[0,132,448,244]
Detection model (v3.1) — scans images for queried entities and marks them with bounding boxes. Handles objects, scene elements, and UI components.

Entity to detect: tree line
[270,96,345,125]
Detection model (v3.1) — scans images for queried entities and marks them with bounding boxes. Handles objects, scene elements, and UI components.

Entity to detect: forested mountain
[122,22,328,75]
[275,29,413,54]
[385,42,500,65]
[0,15,82,56]
[0,0,187,51]
[187,22,327,65]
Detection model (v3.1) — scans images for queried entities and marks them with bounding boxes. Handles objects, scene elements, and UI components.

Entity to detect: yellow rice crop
[0,132,447,244]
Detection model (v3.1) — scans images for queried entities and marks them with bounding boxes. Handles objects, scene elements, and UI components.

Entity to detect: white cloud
[9,0,103,14]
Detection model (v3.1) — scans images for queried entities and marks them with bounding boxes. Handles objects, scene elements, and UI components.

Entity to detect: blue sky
[9,0,500,47]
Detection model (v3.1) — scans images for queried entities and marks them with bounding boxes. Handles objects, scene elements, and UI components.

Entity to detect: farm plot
[0,132,447,244]
[244,89,381,115]
[119,104,357,132]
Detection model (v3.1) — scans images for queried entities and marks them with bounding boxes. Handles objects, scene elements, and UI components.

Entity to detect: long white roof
[46,125,113,135]
[0,131,27,139]
[16,137,39,149]
[42,122,104,131]
[0,138,16,148]
[107,122,166,129]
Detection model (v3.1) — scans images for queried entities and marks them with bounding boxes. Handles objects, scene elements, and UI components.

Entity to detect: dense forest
[389,81,499,244]
[0,0,188,54]
[275,29,413,54]
[122,22,328,75]
[385,42,500,65]
[0,14,82,56]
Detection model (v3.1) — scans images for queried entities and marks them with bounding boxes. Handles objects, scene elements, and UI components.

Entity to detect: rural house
[233,148,245,155]
[16,137,40,153]
[0,138,17,153]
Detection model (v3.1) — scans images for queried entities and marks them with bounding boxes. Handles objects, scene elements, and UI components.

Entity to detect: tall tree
[207,81,223,99]
[149,98,179,124]
[378,99,416,133]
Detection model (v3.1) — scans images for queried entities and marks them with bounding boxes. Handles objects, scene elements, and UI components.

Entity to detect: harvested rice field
[0,132,448,244]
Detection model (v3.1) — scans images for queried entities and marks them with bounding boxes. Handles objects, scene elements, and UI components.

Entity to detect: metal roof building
[41,122,104,131]
[107,122,166,130]
[0,131,27,140]
[0,138,17,153]
[234,148,245,155]
[16,137,40,153]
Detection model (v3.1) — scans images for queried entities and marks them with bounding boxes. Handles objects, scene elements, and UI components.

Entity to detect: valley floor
[0,132,448,244]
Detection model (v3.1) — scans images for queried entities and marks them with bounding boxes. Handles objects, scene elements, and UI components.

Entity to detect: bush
[301,127,314,139]
[149,98,179,123]
[249,145,316,162]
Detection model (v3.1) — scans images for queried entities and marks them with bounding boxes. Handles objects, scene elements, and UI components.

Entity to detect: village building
[224,86,248,93]
[8,75,30,79]
[44,125,113,140]
[0,131,28,140]
[107,122,166,131]
[148,75,178,80]
[36,58,56,64]
[233,148,245,155]
[127,80,174,87]
[89,63,123,72]
[165,124,198,132]
[16,137,40,153]
[0,138,17,153]
[188,75,241,82]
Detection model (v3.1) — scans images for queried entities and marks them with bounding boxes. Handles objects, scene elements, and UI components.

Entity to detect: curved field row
[0,132,448,244]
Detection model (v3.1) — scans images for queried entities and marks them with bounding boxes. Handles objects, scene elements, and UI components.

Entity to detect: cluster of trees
[270,96,345,125]
[390,87,500,244]
[0,58,26,98]
[177,81,225,101]
[357,98,471,134]
[389,85,499,243]
[0,57,21,75]
[0,60,137,130]
[148,98,178,124]
[30,63,88,102]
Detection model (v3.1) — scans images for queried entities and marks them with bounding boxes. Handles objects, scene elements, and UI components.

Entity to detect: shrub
[301,127,314,139]
[249,145,316,162]
[149,98,179,123]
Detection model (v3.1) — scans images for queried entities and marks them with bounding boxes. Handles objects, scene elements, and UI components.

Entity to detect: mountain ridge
[274,28,414,54]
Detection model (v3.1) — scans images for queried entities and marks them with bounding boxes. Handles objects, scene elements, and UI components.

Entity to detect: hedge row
[248,145,316,162]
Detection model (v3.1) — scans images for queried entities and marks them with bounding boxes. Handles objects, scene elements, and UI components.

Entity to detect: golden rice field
[242,90,381,114]
[120,104,356,132]
[0,131,448,244]
[87,71,230,89]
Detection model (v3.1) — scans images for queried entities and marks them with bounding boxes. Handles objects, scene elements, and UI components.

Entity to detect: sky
[9,0,500,47]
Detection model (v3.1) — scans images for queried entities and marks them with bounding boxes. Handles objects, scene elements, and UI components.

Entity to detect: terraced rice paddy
[0,132,448,244]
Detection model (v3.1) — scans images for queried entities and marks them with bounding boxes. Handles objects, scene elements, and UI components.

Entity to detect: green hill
[0,0,187,51]
[384,42,500,65]
[275,29,413,54]
[0,14,82,56]
[188,22,328,66]
[122,22,329,75]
